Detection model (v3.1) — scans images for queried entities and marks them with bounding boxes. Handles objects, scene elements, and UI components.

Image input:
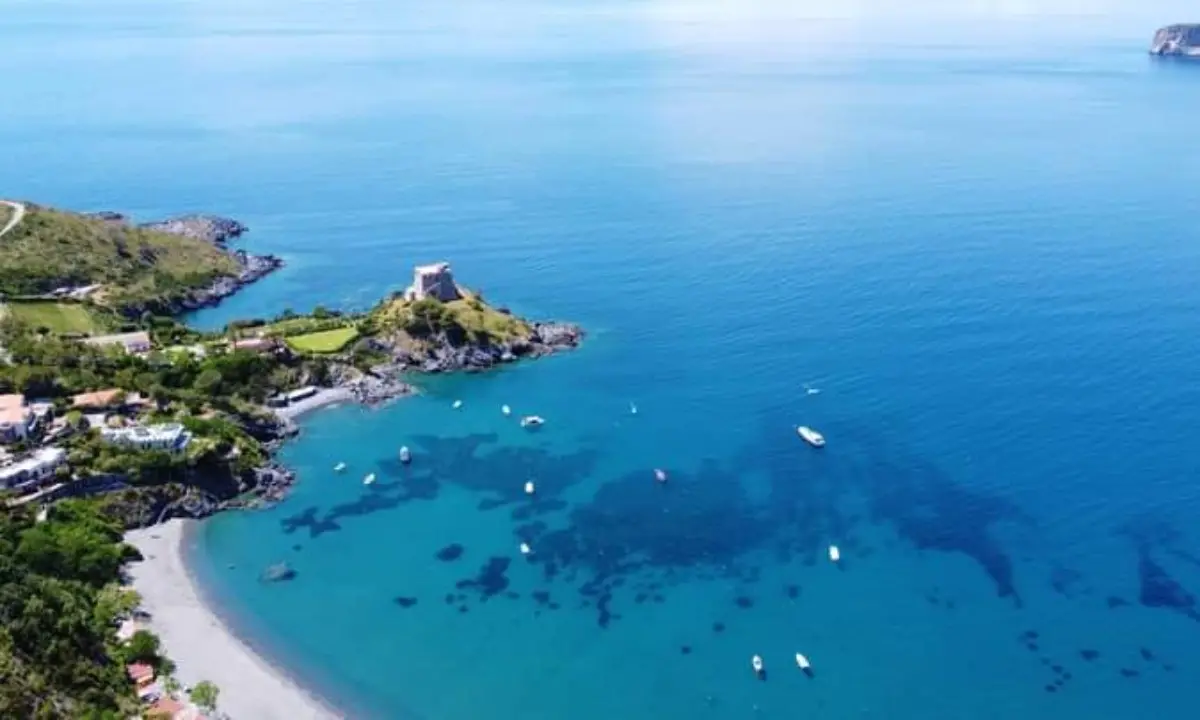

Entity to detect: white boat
[828,545,840,563]
[363,473,377,486]
[654,468,668,483]
[399,446,412,464]
[519,542,532,555]
[797,426,826,447]
[795,653,811,670]
[502,404,512,416]
[520,415,545,428]
[751,655,765,675]
[333,462,346,472]
[524,481,536,495]
[452,400,463,409]
[630,402,638,415]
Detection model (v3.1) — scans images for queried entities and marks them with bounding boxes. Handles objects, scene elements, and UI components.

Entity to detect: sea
[4,1,1200,717]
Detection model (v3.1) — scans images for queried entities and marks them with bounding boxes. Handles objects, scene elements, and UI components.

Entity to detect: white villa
[83,331,153,354]
[404,261,461,302]
[101,423,192,452]
[0,447,67,491]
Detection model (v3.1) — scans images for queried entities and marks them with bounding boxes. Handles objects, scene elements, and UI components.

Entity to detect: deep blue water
[5,1,1200,717]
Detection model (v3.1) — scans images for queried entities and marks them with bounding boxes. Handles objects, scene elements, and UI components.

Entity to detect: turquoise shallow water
[6,1,1200,717]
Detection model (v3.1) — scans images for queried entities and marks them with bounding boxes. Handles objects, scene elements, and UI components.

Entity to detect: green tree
[189,681,219,713]
[193,368,222,394]
[125,630,160,664]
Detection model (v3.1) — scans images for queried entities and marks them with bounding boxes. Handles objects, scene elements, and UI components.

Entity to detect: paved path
[0,200,26,239]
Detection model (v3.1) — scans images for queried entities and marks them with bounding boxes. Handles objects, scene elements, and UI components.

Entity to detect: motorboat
[452,400,463,409]
[520,415,545,428]
[630,402,638,415]
[524,481,536,495]
[654,468,668,483]
[399,446,412,464]
[363,473,377,486]
[519,542,532,555]
[751,655,765,676]
[502,404,512,416]
[828,545,840,563]
[795,653,811,671]
[797,426,826,448]
[333,462,346,473]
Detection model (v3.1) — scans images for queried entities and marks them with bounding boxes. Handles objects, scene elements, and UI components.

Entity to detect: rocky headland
[1150,24,1200,57]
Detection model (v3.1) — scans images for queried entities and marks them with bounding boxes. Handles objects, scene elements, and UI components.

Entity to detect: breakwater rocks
[1150,24,1200,57]
[389,321,584,373]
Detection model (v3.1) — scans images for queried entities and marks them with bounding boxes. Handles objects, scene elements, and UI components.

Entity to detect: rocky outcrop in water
[1150,24,1200,57]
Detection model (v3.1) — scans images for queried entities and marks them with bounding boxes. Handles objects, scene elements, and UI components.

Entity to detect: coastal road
[0,200,26,238]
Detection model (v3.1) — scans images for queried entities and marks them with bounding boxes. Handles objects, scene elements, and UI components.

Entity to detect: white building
[0,394,33,443]
[101,423,192,452]
[0,447,67,490]
[83,331,153,354]
[404,262,460,302]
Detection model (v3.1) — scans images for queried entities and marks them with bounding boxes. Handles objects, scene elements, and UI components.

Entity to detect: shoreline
[271,387,356,421]
[124,519,341,720]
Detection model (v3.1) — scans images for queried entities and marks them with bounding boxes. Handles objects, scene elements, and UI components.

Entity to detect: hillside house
[83,331,152,354]
[0,394,33,443]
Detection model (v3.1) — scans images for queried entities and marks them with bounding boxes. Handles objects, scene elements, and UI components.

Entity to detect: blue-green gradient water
[5,1,1200,717]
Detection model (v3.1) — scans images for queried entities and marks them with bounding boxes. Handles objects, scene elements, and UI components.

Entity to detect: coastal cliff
[1150,24,1200,56]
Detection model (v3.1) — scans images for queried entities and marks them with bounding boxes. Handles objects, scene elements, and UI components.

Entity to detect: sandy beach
[125,519,340,720]
[272,387,355,421]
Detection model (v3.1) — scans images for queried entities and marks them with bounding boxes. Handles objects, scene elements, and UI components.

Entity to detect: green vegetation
[4,300,109,334]
[371,291,531,346]
[286,326,359,353]
[0,207,239,311]
[0,500,153,717]
[189,680,220,714]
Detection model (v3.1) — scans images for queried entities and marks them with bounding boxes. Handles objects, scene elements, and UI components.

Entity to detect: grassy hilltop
[0,206,239,311]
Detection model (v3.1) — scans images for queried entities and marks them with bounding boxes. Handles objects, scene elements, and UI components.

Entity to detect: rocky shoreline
[1150,24,1200,57]
[146,214,284,314]
[383,321,584,373]
[90,211,285,315]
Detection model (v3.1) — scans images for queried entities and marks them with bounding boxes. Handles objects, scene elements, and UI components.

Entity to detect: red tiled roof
[125,661,155,683]
[147,695,185,718]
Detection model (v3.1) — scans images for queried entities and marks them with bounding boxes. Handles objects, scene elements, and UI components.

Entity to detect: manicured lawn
[5,301,104,333]
[285,327,359,353]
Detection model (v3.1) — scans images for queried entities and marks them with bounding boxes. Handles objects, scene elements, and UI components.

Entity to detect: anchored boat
[399,446,412,464]
[797,425,826,448]
[333,462,346,473]
[795,653,811,671]
[828,545,840,563]
[654,468,668,483]
[520,415,545,428]
[524,481,536,495]
[752,655,765,677]
[363,473,377,486]
[452,400,463,409]
[502,404,512,416]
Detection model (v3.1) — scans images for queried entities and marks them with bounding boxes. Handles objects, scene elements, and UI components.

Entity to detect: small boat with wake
[797,426,825,448]
[630,402,638,415]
